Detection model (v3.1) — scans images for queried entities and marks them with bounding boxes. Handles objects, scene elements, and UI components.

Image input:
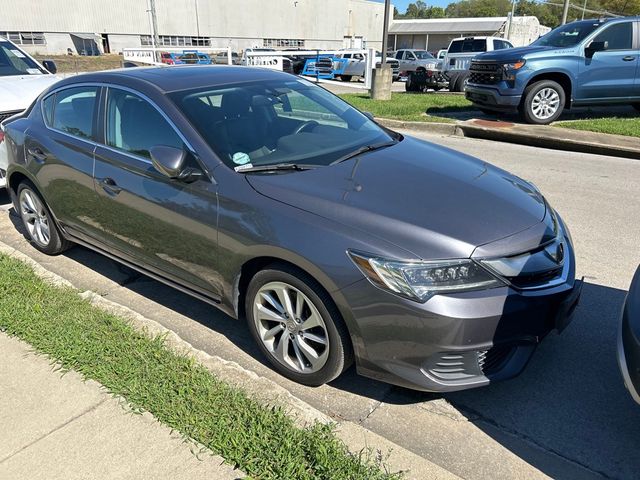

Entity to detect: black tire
[339,75,352,82]
[455,72,470,92]
[521,79,566,125]
[633,103,640,112]
[245,264,353,386]
[448,72,460,92]
[16,181,70,255]
[405,73,417,92]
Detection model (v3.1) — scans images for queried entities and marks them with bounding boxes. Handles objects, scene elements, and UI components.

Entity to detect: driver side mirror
[42,60,57,74]
[150,145,202,183]
[585,40,608,58]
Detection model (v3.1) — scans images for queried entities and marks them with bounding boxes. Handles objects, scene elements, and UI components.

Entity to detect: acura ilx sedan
[3,66,582,392]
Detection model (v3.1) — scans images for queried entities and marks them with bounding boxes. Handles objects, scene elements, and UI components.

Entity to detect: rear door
[576,20,638,100]
[24,85,103,238]
[92,87,220,296]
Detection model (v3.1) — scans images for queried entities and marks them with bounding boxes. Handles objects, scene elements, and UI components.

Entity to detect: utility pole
[381,0,391,60]
[581,0,587,19]
[148,0,160,61]
[506,0,516,40]
[561,0,570,24]
[372,0,392,100]
[195,0,200,38]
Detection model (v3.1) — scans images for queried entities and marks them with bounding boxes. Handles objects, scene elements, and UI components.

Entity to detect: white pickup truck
[333,51,400,82]
[0,36,60,188]
[442,36,513,92]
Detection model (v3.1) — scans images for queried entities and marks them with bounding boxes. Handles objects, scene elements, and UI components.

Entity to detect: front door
[92,87,220,297]
[576,21,639,100]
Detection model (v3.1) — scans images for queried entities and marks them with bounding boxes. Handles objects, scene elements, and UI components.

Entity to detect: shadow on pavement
[4,204,639,479]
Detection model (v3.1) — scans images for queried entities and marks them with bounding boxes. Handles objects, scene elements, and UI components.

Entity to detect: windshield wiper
[330,140,398,166]
[235,163,316,173]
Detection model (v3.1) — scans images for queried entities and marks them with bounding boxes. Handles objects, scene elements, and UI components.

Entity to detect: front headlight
[348,251,505,302]
[501,59,526,71]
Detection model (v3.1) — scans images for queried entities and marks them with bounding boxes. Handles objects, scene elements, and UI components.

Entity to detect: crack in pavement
[0,398,108,465]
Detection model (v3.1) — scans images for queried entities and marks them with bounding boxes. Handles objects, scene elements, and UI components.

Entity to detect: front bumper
[339,239,580,392]
[465,84,522,112]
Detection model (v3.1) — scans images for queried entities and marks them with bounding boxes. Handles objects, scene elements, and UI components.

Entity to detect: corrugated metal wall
[0,0,385,42]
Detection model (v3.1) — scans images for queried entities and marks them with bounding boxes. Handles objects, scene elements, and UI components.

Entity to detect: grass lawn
[556,116,640,138]
[34,54,124,73]
[0,254,400,480]
[339,92,474,123]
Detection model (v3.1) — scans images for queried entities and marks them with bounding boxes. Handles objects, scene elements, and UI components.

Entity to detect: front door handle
[98,177,122,196]
[622,56,636,61]
[27,147,48,162]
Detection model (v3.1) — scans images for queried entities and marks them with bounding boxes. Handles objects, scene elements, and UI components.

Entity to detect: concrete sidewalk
[0,333,242,480]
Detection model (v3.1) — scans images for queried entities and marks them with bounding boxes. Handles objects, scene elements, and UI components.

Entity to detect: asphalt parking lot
[0,133,638,480]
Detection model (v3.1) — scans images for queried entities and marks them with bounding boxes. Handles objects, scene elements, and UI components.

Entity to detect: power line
[542,1,623,18]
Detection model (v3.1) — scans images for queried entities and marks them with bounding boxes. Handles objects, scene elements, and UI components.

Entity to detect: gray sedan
[3,66,581,391]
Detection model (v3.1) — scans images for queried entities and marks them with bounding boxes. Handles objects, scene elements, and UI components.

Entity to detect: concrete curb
[376,118,461,136]
[377,116,640,160]
[460,122,640,161]
[0,240,460,480]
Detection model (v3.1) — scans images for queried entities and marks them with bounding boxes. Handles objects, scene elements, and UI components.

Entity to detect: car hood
[0,74,61,113]
[477,46,553,61]
[246,136,547,260]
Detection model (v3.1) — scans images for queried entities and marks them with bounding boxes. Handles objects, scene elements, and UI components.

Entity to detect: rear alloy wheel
[17,182,70,255]
[246,266,352,386]
[522,80,565,125]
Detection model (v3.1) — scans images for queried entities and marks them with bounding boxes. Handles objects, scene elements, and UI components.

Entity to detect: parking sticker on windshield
[11,49,26,58]
[232,152,251,165]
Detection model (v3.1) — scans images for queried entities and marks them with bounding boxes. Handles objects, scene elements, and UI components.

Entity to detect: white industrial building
[389,16,551,51]
[0,0,387,55]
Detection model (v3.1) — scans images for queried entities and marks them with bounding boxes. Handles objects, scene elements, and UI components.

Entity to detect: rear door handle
[27,147,48,162]
[98,177,122,196]
[622,56,636,61]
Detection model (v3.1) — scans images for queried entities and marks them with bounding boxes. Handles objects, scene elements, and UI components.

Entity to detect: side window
[41,93,55,126]
[106,88,184,159]
[395,50,403,59]
[591,22,633,50]
[51,86,98,140]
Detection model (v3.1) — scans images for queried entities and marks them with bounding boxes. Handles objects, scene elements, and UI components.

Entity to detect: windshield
[532,20,604,48]
[0,40,45,76]
[413,51,435,60]
[171,77,394,170]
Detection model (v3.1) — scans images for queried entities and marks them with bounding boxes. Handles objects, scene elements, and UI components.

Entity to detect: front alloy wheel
[246,265,352,386]
[253,281,329,374]
[522,80,565,124]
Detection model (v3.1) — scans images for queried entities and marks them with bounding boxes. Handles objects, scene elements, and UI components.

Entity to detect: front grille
[469,61,503,85]
[508,267,563,289]
[0,110,22,124]
[479,345,515,375]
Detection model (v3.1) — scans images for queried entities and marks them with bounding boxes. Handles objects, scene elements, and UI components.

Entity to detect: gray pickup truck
[395,49,448,91]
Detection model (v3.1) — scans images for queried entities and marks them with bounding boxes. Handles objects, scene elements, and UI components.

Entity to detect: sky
[372,0,452,13]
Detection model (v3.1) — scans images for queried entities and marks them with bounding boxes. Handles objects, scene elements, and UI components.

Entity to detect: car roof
[51,65,291,94]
